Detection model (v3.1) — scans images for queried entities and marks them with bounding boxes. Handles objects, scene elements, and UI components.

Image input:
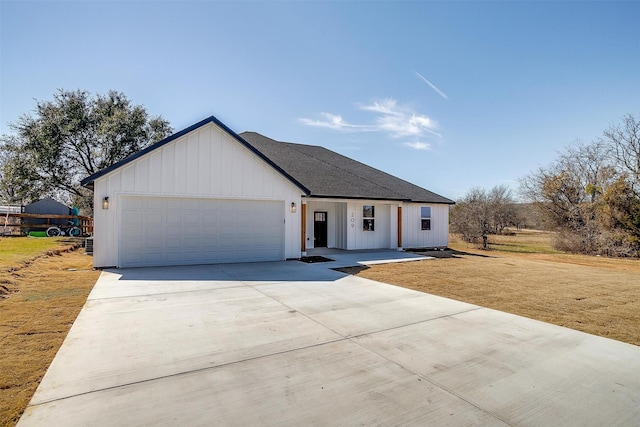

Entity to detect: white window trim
[421,206,431,231]
[363,205,375,231]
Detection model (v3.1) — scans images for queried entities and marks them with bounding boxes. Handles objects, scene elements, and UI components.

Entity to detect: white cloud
[375,111,440,138]
[299,112,372,131]
[363,99,439,138]
[360,99,402,116]
[404,141,432,150]
[300,98,441,148]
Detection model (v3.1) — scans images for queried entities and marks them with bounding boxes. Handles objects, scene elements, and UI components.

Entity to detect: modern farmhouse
[81,116,454,268]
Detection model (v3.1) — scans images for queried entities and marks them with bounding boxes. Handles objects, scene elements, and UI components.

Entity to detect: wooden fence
[1,213,93,236]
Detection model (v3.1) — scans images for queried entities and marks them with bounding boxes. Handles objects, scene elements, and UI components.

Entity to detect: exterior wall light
[102,197,109,210]
[290,202,297,213]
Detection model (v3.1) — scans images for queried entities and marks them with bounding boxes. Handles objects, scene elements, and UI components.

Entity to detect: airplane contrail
[415,71,449,100]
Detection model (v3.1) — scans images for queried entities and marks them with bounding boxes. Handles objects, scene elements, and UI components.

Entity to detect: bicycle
[46,221,82,237]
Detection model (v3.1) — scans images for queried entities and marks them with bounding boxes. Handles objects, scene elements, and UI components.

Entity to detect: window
[421,206,431,231]
[363,205,375,231]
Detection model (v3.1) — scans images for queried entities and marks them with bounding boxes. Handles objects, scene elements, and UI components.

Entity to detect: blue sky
[1,1,639,200]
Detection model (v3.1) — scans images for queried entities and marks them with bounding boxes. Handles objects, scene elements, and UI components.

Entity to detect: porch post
[397,206,402,249]
[301,203,306,253]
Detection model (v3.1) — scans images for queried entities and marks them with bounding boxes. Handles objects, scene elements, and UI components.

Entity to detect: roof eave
[304,194,455,204]
[411,199,456,205]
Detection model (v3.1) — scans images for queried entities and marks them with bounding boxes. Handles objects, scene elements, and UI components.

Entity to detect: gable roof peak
[80,117,309,194]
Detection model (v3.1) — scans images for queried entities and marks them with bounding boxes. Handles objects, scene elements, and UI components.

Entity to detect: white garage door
[120,197,284,267]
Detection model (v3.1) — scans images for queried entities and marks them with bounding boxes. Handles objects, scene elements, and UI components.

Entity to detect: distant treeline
[452,114,640,257]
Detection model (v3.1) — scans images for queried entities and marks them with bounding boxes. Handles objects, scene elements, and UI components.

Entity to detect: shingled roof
[81,115,453,204]
[240,132,454,204]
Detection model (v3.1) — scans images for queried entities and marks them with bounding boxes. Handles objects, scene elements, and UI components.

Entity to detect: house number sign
[350,212,355,228]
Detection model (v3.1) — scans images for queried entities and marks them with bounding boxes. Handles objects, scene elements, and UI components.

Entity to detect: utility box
[85,237,94,255]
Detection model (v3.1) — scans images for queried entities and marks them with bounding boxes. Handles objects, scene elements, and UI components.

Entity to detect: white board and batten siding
[348,201,451,250]
[92,122,302,268]
[345,201,395,250]
[402,203,450,248]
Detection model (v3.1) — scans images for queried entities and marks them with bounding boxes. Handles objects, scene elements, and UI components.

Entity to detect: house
[23,198,71,229]
[24,198,70,217]
[81,116,454,268]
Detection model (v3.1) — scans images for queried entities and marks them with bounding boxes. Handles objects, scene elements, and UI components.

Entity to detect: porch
[302,200,402,252]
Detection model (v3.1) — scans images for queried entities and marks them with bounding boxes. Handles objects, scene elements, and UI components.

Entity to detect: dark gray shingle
[240,132,454,204]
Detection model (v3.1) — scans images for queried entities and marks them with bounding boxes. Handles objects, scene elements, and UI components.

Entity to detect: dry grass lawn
[356,230,640,346]
[0,237,65,270]
[0,238,100,427]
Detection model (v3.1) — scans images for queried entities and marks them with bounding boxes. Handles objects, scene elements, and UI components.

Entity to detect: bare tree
[488,185,518,234]
[450,185,517,248]
[519,114,640,256]
[603,113,640,191]
[519,141,615,232]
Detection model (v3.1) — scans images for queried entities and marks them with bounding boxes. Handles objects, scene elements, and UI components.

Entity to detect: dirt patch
[0,248,100,426]
[0,238,83,297]
[407,248,493,259]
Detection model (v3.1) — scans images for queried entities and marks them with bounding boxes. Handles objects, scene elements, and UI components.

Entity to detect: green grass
[0,237,67,269]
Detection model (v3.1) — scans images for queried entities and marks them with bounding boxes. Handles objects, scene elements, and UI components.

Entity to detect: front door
[314,211,328,247]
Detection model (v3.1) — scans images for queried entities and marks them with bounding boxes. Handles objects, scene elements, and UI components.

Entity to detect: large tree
[0,136,44,204]
[519,113,640,256]
[0,89,172,211]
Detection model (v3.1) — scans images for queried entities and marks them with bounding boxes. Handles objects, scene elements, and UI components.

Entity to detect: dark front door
[314,211,328,247]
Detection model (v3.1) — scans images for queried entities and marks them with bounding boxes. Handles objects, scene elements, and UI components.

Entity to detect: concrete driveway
[18,252,640,426]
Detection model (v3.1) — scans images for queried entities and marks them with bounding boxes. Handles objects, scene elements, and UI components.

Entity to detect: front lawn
[357,230,640,346]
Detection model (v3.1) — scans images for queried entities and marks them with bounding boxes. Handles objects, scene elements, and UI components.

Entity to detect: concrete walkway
[18,252,640,426]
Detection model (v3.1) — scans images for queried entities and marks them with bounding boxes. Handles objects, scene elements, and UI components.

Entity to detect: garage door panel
[147,212,162,224]
[120,197,284,267]
[201,239,218,251]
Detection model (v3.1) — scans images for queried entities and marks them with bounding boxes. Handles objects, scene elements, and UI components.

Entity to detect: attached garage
[119,197,284,268]
[82,116,306,268]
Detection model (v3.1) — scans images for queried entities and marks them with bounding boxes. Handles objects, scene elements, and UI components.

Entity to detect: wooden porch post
[301,203,306,252]
[397,206,402,248]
